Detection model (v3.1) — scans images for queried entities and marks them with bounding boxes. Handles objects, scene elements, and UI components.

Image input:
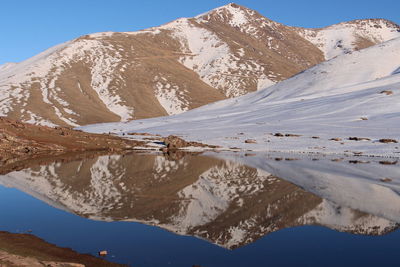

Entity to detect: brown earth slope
[0,117,142,168]
[0,231,125,267]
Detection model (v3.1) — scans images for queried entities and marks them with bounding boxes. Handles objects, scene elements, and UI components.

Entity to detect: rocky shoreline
[0,117,144,166]
[0,231,125,267]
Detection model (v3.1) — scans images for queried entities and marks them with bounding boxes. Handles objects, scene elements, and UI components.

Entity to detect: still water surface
[0,152,399,266]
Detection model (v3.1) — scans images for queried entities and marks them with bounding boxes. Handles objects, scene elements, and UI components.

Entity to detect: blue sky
[1,0,399,64]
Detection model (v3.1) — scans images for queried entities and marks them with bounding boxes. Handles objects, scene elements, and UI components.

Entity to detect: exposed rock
[285,134,302,137]
[349,160,370,164]
[379,138,398,143]
[128,132,161,136]
[348,137,371,141]
[98,250,108,257]
[380,90,393,95]
[379,161,398,165]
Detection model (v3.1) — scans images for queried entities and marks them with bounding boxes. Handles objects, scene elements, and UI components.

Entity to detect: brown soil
[0,117,144,166]
[0,231,125,267]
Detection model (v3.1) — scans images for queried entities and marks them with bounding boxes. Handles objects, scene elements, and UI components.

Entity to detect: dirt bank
[0,117,144,166]
[0,231,125,266]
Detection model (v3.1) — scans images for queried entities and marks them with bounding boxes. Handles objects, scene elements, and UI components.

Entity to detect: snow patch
[154,76,189,115]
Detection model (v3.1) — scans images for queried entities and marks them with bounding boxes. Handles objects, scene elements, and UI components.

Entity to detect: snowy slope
[253,37,400,100]
[299,19,400,59]
[81,38,400,157]
[0,39,136,126]
[0,62,17,72]
[299,199,397,235]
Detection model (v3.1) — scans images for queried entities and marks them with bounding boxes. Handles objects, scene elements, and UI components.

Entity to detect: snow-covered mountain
[1,3,399,126]
[298,19,400,59]
[82,37,400,156]
[0,153,398,249]
[0,62,16,72]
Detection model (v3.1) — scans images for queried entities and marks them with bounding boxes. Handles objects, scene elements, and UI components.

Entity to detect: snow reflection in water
[0,151,399,266]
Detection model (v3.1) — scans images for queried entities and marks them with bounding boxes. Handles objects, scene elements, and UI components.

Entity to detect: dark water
[0,152,399,267]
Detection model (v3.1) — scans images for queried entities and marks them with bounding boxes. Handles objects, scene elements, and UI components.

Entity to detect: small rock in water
[244,139,257,144]
[99,250,108,256]
[380,178,393,182]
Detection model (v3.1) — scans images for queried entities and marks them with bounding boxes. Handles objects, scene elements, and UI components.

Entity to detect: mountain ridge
[1,3,399,127]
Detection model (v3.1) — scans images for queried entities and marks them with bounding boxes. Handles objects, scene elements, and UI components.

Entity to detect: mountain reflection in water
[0,151,399,251]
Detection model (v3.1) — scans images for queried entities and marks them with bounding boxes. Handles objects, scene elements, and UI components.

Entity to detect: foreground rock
[0,231,125,267]
[0,117,143,164]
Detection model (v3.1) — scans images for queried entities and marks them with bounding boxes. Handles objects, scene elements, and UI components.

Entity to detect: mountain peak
[197,3,245,14]
[195,3,259,26]
[214,2,246,11]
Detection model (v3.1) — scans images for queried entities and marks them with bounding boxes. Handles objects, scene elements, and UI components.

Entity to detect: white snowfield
[81,38,400,157]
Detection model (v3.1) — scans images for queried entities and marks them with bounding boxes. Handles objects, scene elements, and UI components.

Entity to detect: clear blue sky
[1,0,399,64]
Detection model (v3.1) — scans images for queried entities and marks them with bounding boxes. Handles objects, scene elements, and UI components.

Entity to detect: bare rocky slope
[1,3,399,126]
[0,231,125,267]
[0,117,142,171]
